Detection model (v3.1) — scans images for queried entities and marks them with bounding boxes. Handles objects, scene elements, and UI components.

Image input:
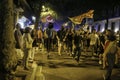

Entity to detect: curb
[26,61,37,80]
[35,66,45,80]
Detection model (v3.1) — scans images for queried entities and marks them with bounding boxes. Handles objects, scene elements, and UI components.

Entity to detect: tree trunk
[34,4,42,30]
[0,0,18,80]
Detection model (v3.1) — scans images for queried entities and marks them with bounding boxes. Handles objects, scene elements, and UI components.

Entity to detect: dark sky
[14,0,120,29]
[47,0,117,16]
[18,0,120,21]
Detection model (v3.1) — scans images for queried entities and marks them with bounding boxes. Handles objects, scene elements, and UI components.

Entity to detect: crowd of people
[14,22,120,80]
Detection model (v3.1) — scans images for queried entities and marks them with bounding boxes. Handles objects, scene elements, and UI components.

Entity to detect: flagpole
[72,22,75,30]
[85,18,88,25]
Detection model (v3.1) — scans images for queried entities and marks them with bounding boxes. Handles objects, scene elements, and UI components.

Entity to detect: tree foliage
[27,0,120,21]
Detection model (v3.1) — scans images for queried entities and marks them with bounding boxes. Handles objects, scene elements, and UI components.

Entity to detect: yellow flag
[84,10,94,18]
[68,10,94,24]
[68,15,84,24]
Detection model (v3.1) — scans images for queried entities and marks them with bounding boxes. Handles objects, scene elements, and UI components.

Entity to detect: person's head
[105,29,116,41]
[16,23,21,30]
[24,27,30,33]
[48,22,53,29]
[105,29,114,36]
[92,29,96,33]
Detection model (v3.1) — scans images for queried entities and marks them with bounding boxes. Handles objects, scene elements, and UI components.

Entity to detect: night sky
[47,0,119,18]
[15,0,120,29]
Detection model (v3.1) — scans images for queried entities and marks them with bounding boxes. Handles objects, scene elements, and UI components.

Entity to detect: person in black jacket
[14,23,23,60]
[73,30,82,63]
[46,23,53,58]
[57,25,66,56]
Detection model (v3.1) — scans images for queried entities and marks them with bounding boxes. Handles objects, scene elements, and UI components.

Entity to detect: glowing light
[29,25,34,29]
[17,16,30,29]
[32,16,36,21]
[64,23,68,26]
[114,27,119,32]
[101,27,105,32]
[42,5,45,9]
[17,22,24,29]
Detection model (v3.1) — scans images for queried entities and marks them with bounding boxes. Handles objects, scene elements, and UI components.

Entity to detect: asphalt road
[34,50,120,80]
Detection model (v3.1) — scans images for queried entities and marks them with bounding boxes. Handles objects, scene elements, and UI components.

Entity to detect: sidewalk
[15,62,37,80]
[15,61,45,80]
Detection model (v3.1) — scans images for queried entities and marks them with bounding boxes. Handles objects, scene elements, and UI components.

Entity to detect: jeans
[73,46,81,62]
[105,53,115,80]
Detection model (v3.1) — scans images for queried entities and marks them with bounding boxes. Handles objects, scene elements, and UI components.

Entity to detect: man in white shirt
[89,29,99,58]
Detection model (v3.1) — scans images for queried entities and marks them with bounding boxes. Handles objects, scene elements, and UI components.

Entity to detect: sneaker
[103,74,106,80]
[72,52,74,55]
[29,59,33,63]
[103,74,111,80]
[24,67,30,70]
[58,53,61,56]
[93,53,96,55]
[91,56,95,59]
[47,55,50,59]
[79,59,84,62]
[99,60,102,64]
[75,58,79,63]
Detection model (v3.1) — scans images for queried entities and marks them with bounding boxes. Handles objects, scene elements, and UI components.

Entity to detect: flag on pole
[68,10,94,24]
[84,10,94,18]
[68,15,84,24]
[41,14,54,23]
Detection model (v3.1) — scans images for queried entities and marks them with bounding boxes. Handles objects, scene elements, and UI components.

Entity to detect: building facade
[92,17,120,33]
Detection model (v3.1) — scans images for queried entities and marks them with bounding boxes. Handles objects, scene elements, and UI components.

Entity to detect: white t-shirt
[89,33,99,45]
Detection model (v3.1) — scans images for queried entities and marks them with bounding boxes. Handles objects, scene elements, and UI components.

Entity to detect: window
[111,22,115,30]
[105,23,108,30]
[98,25,101,31]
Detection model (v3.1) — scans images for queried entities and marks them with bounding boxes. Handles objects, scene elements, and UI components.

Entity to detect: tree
[28,0,43,29]
[0,0,18,80]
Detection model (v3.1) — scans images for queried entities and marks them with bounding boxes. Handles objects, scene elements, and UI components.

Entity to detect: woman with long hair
[103,29,118,80]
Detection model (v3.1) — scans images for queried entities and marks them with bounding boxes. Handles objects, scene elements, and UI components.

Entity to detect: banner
[68,15,84,24]
[84,10,94,18]
[68,10,94,24]
[41,14,54,23]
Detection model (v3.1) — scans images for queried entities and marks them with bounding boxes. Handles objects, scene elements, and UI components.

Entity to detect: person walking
[46,23,53,58]
[73,30,82,63]
[103,29,118,80]
[89,29,99,59]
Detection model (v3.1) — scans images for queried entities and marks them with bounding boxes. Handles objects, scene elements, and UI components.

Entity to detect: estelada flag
[41,14,54,23]
[68,15,85,24]
[41,17,46,23]
[68,10,94,24]
[84,10,94,18]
